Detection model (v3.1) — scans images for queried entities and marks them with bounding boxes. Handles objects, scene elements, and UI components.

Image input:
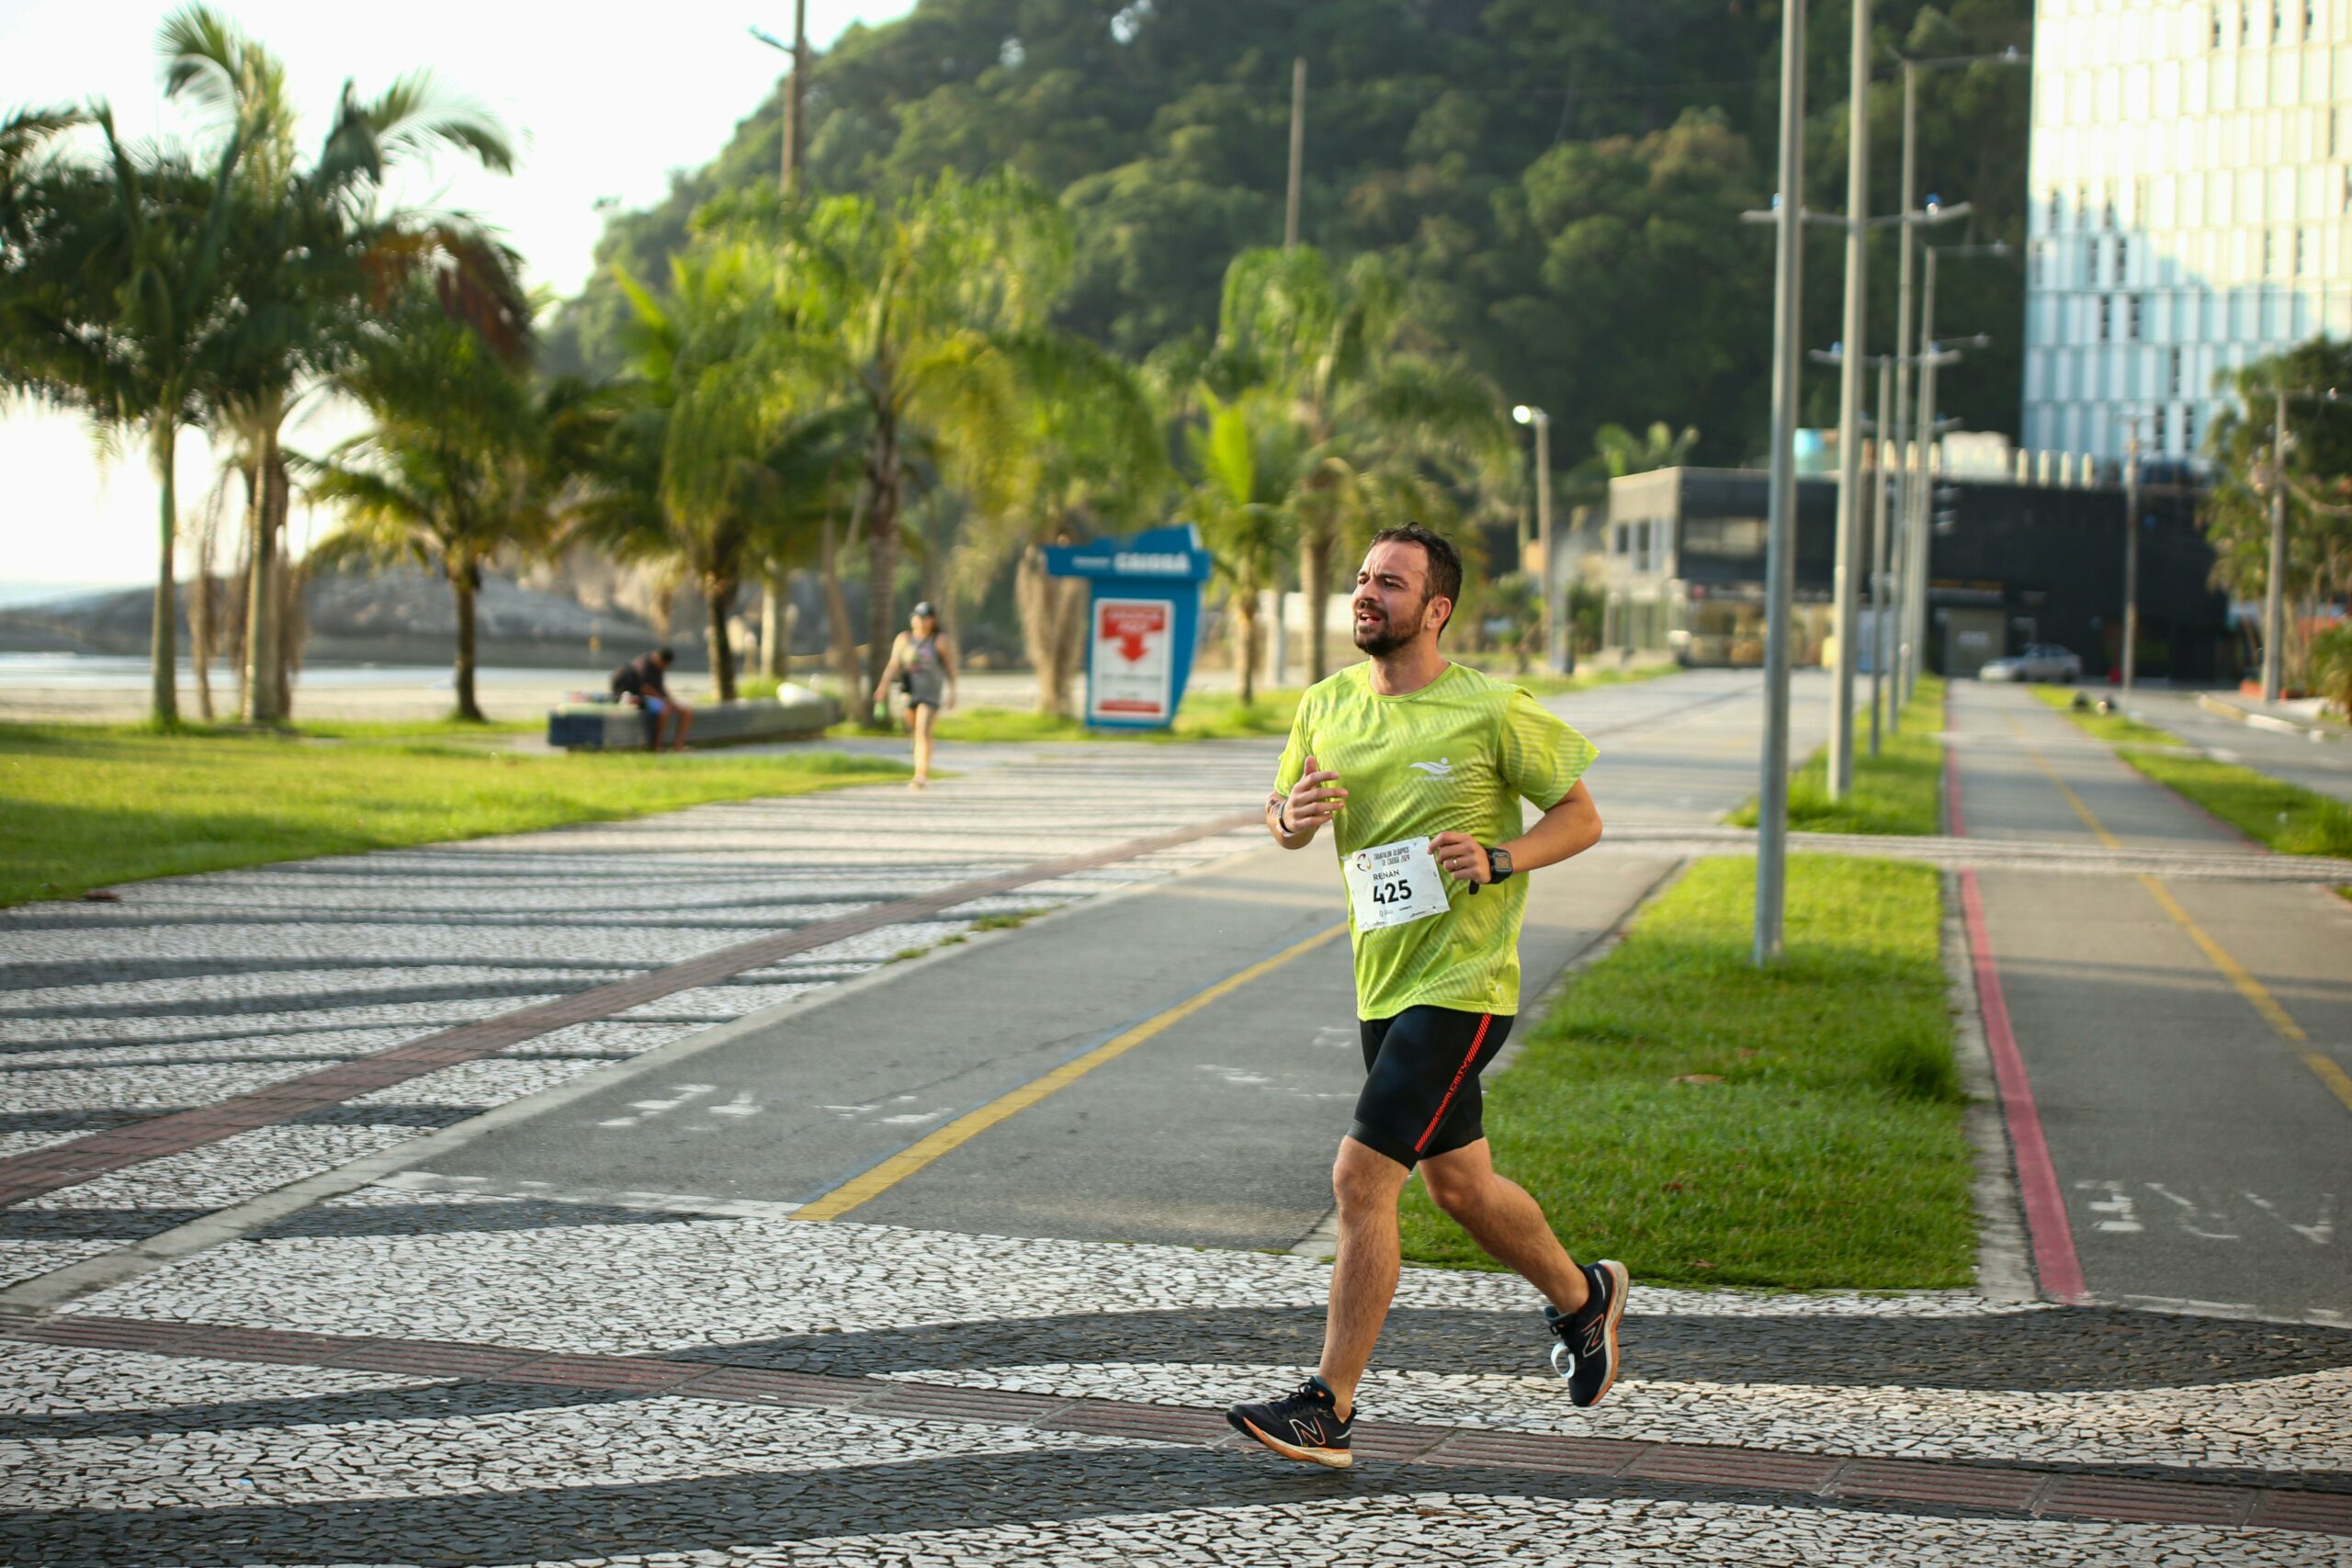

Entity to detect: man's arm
[1432,780,1601,886]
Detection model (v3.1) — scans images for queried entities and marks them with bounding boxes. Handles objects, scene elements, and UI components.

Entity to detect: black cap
[912,602,936,618]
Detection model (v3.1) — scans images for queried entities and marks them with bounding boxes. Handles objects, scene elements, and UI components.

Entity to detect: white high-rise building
[2024,0,2352,463]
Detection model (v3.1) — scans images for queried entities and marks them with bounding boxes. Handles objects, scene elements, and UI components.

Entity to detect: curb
[2196,690,2345,741]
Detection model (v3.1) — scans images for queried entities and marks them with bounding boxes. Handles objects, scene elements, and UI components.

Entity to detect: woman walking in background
[875,601,957,788]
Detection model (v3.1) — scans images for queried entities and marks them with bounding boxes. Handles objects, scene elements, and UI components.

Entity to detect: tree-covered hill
[548,0,2031,470]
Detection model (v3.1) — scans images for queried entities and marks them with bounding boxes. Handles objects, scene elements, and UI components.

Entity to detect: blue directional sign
[1041,523,1216,730]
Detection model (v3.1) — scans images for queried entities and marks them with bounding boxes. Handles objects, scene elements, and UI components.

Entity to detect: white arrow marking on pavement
[2243,1190,2335,1246]
[2144,1181,2240,1240]
[707,1091,761,1118]
[598,1083,716,1129]
[2079,1179,2143,1233]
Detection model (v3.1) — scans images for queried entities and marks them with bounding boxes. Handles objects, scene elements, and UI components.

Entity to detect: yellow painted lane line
[2005,714,2352,1119]
[2006,716,2122,849]
[792,922,1351,1223]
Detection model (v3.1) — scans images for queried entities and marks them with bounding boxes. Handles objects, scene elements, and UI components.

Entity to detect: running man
[1227,524,1624,1470]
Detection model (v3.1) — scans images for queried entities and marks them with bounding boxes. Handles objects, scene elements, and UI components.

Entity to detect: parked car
[1980,644,2084,682]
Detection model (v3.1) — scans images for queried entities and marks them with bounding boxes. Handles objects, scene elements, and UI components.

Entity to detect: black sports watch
[1464,844,1512,896]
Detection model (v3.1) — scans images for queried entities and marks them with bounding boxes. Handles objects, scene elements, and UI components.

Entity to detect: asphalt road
[2108,686,2352,805]
[409,669,1822,1253]
[1952,682,2352,1325]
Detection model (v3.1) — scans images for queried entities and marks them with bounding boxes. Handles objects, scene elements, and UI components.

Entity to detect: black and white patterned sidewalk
[0,745,1273,1292]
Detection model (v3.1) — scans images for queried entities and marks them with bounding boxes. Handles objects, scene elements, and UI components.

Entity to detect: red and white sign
[1088,597,1173,724]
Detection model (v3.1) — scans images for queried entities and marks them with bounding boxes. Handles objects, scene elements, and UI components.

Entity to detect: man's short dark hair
[654,646,675,663]
[1368,524,1464,635]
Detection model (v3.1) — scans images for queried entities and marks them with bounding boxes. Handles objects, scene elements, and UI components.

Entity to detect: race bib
[1344,837,1452,931]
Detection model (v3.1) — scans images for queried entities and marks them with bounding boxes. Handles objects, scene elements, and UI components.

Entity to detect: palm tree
[955,335,1166,716]
[761,169,1067,716]
[1583,420,1702,483]
[1204,246,1510,682]
[588,243,867,703]
[159,4,523,722]
[1188,390,1306,706]
[0,105,247,724]
[307,292,593,721]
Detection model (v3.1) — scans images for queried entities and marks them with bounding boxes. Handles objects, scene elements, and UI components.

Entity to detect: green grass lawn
[2032,687,2352,857]
[0,724,908,906]
[1726,675,1948,837]
[1399,854,1973,1291]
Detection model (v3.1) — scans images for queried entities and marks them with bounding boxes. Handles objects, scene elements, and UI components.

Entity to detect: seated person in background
[611,646,694,751]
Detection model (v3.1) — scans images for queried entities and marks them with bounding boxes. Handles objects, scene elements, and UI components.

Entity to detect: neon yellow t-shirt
[1275,662,1597,1021]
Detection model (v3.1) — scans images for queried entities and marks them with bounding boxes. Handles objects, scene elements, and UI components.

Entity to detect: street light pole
[2121,413,2143,692]
[1906,243,2006,700]
[1514,405,1557,671]
[1826,0,1871,801]
[2264,383,2290,703]
[1756,0,1807,966]
[1908,243,1944,701]
[1870,350,1894,753]
[1890,61,1920,705]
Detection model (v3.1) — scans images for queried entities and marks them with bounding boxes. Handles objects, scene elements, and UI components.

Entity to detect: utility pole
[1285,57,1306,249]
[752,8,811,677]
[1890,60,1920,707]
[1272,55,1306,683]
[1515,406,1557,671]
[1908,248,1951,701]
[2263,382,2289,703]
[1754,0,1807,965]
[2120,412,2143,691]
[1906,243,2002,699]
[1826,0,1871,800]
[1870,352,1894,753]
[784,0,807,192]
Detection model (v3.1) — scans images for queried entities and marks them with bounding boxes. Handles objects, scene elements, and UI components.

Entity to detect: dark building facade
[1597,467,2231,681]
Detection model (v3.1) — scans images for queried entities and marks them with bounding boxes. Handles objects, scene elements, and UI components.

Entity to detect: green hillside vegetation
[548,0,2032,460]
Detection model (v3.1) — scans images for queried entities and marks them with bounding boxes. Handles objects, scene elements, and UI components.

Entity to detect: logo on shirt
[1408,758,1455,778]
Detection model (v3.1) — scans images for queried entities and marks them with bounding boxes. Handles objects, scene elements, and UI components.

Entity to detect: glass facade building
[2024,0,2352,462]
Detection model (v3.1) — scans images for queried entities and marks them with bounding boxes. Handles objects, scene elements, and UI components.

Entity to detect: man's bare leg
[1419,1139,1589,1314]
[1314,1136,1411,1421]
[670,705,695,750]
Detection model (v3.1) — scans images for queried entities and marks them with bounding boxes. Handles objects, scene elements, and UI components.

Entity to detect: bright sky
[0,0,910,589]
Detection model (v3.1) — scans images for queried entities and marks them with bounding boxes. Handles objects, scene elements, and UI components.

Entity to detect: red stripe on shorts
[1412,1012,1493,1154]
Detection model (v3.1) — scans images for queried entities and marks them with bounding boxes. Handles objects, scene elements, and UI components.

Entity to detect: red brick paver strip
[0,812,1257,1209]
[6,1313,2341,1537]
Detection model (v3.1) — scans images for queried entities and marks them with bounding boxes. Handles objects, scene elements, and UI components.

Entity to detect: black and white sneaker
[1227,1375,1354,1468]
[1544,1259,1630,1408]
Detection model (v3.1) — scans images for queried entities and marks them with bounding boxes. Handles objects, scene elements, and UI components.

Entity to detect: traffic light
[1932,485,1962,534]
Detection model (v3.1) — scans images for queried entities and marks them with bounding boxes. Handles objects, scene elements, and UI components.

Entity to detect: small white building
[2024,0,2352,463]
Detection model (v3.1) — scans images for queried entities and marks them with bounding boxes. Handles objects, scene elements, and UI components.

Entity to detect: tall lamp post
[1514,405,1559,672]
[1811,346,1905,752]
[1906,242,2006,700]
[1887,47,2026,698]
[752,11,812,678]
[1825,0,1872,802]
[1752,0,1806,965]
[2120,411,2147,692]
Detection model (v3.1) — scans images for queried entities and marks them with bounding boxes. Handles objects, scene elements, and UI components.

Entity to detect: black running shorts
[1348,1005,1515,1169]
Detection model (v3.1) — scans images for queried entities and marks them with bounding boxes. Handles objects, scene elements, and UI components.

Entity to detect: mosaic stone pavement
[6,714,2349,1562]
[0,744,1275,1291]
[2,1203,2347,1564]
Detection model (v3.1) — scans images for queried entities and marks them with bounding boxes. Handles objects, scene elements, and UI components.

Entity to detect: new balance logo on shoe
[1408,758,1455,778]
